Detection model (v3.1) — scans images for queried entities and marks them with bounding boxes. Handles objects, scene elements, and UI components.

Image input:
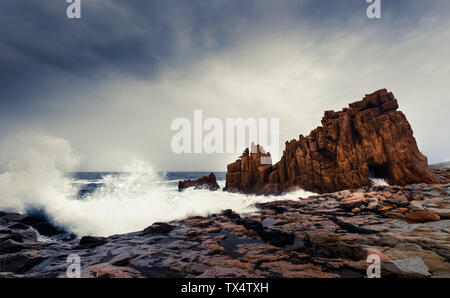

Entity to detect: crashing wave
[370,177,389,187]
[0,133,315,237]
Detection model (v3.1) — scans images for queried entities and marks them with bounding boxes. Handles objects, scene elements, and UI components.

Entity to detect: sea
[70,172,227,199]
[0,134,390,239]
[33,170,314,237]
[1,167,387,238]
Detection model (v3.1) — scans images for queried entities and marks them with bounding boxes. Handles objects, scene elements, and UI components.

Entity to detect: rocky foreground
[1,167,449,278]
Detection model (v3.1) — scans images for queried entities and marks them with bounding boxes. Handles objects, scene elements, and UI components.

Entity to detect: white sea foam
[370,178,389,187]
[0,133,315,237]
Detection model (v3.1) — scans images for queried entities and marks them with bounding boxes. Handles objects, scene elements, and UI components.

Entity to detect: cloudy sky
[0,0,449,171]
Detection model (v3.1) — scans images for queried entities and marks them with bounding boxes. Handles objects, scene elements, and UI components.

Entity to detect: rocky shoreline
[1,167,449,278]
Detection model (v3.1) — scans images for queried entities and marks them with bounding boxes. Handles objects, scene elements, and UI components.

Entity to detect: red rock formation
[224,144,279,195]
[178,172,220,191]
[225,89,437,194]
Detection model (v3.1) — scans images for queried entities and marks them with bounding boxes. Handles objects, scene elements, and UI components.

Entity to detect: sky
[0,0,449,171]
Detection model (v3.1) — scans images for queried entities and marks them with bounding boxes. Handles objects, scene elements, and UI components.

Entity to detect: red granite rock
[405,211,441,223]
[225,89,437,194]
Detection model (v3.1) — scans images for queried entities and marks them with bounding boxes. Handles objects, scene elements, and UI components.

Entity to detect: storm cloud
[0,0,449,171]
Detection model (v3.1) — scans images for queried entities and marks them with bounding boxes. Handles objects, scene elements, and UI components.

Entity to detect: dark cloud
[2,0,446,95]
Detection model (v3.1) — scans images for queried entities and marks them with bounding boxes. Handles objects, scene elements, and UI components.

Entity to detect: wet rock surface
[0,181,449,278]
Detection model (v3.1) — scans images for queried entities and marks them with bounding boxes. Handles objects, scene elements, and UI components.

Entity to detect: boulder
[385,195,409,207]
[409,201,424,211]
[5,212,68,237]
[367,199,379,210]
[141,222,174,235]
[78,236,109,249]
[405,211,441,223]
[221,209,240,219]
[341,197,364,210]
[224,89,437,194]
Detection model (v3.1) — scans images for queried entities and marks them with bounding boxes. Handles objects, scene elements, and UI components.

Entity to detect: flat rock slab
[382,258,431,278]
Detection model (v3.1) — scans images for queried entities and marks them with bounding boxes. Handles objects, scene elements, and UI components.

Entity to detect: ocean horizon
[67,171,227,199]
[0,168,312,237]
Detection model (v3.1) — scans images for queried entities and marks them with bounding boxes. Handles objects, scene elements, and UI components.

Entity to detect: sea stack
[225,89,437,194]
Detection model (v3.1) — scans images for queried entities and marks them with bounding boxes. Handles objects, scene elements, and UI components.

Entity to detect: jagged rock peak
[225,89,437,194]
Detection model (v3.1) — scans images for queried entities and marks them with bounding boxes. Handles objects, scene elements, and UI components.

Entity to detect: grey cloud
[2,0,447,93]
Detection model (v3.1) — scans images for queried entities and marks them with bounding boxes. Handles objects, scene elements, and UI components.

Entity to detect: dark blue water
[67,172,226,199]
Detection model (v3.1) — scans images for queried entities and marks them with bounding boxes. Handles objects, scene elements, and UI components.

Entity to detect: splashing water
[370,178,389,187]
[0,133,315,237]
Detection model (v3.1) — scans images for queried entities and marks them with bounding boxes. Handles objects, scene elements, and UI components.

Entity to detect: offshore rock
[178,172,220,191]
